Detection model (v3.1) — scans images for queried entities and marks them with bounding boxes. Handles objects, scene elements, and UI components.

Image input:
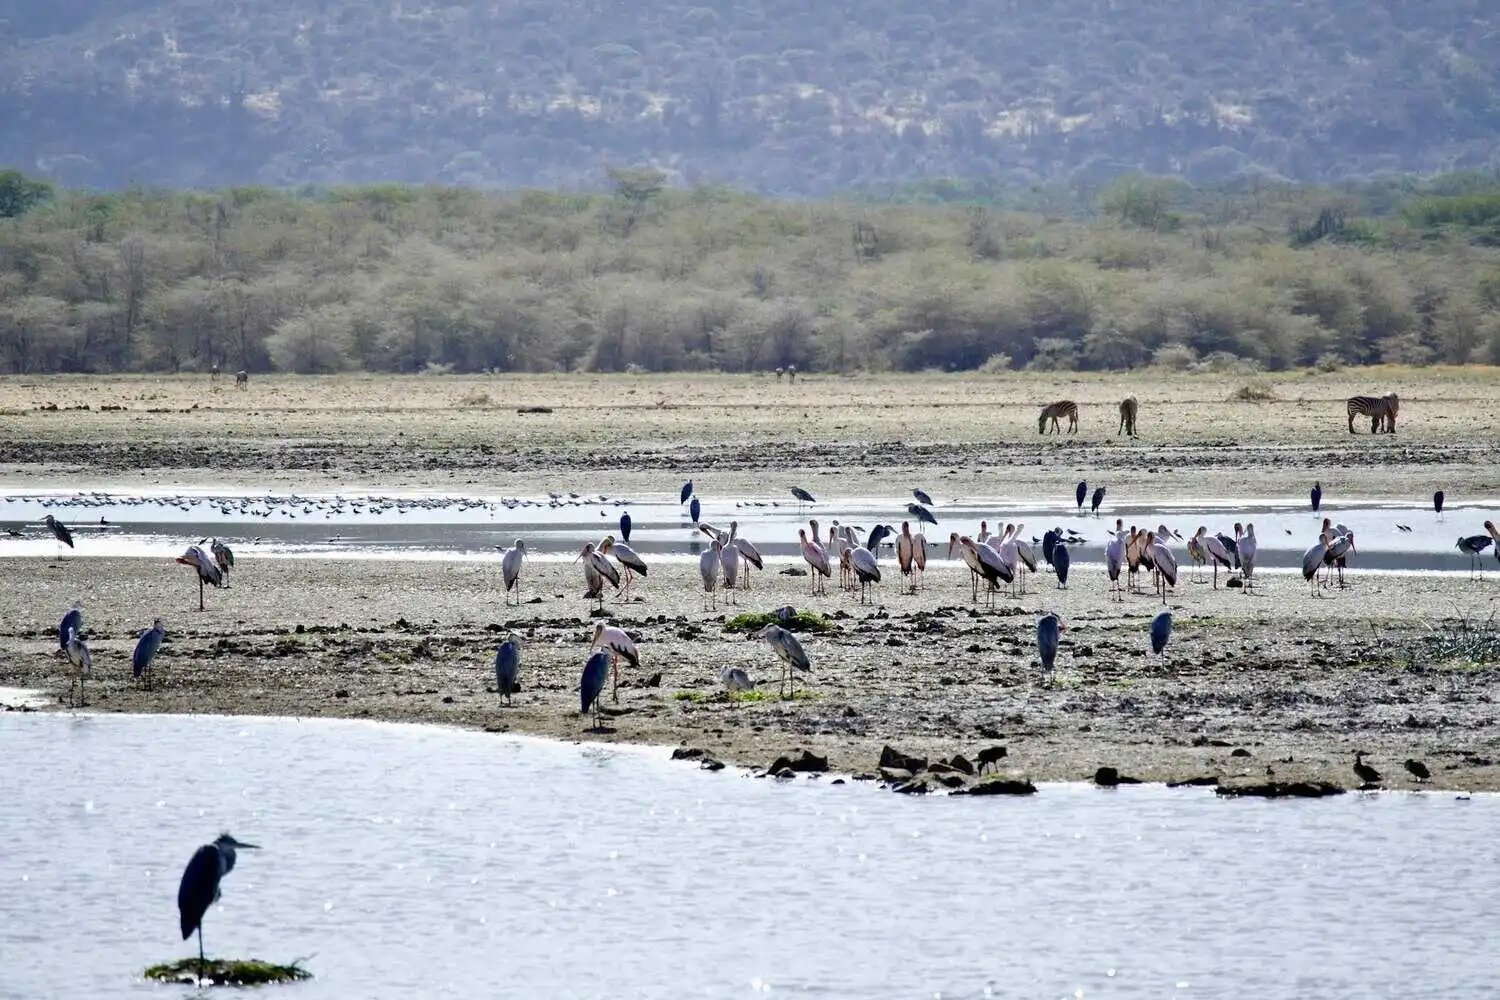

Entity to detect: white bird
[175,544,225,611]
[700,540,723,609]
[912,528,928,589]
[949,532,983,599]
[729,522,763,590]
[719,536,741,603]
[1239,523,1258,592]
[599,535,648,598]
[1013,525,1038,593]
[721,666,755,693]
[576,541,619,611]
[1302,528,1333,596]
[500,539,526,605]
[1148,532,1178,605]
[798,528,831,595]
[590,622,639,703]
[1105,529,1126,601]
[1202,530,1233,589]
[1186,529,1207,582]
[65,634,92,708]
[897,522,917,594]
[849,545,881,604]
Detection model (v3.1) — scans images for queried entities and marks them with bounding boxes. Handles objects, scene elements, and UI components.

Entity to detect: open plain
[3,368,1499,792]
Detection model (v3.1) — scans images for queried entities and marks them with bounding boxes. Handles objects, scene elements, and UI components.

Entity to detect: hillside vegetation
[1,0,1498,192]
[2,170,1499,375]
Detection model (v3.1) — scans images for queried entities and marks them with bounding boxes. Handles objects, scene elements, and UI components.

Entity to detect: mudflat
[2,369,1498,793]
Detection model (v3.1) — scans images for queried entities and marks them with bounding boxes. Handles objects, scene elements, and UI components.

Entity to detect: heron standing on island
[178,834,259,984]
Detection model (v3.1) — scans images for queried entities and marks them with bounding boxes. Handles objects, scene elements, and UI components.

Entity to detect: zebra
[1346,393,1398,434]
[235,369,249,389]
[1118,396,1138,437]
[1038,400,1079,435]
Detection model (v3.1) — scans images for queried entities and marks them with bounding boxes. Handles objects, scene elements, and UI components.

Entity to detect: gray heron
[133,619,166,689]
[495,638,521,704]
[1457,534,1492,578]
[798,529,831,595]
[42,514,74,560]
[500,540,526,604]
[581,650,611,730]
[590,623,639,702]
[65,633,91,707]
[912,488,934,507]
[721,666,754,693]
[1037,613,1063,680]
[791,486,815,513]
[178,833,259,983]
[599,535,648,598]
[1150,610,1172,665]
[758,623,810,697]
[176,545,225,611]
[59,602,83,652]
[906,503,937,527]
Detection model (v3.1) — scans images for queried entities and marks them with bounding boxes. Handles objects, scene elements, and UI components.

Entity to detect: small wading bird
[500,539,526,605]
[791,486,816,513]
[1037,613,1063,683]
[65,633,91,707]
[133,619,166,690]
[580,650,611,730]
[590,622,639,702]
[1456,533,1493,579]
[176,545,225,611]
[599,535,648,598]
[1150,611,1173,665]
[759,623,811,698]
[495,637,521,705]
[178,833,259,984]
[42,514,74,561]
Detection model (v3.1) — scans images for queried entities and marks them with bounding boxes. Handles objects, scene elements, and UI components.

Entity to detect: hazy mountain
[1,0,1498,193]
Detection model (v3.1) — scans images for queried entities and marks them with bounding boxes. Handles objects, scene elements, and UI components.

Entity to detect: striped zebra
[1118,396,1138,437]
[1346,393,1398,434]
[1038,400,1079,435]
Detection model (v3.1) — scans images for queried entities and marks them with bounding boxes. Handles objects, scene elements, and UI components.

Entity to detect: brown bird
[1353,752,1383,786]
[1404,759,1431,783]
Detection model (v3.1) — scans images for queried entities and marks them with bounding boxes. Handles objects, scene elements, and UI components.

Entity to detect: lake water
[1,488,1496,573]
[1,713,1495,998]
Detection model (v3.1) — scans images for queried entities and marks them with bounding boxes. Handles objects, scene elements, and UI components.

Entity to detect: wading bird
[1037,613,1063,682]
[619,511,632,543]
[580,651,611,730]
[1105,530,1126,601]
[1457,533,1493,578]
[1075,481,1087,511]
[575,541,619,611]
[1488,521,1500,565]
[1239,524,1259,592]
[1150,611,1173,665]
[209,539,235,583]
[906,503,937,527]
[897,522,918,593]
[850,544,881,604]
[759,623,811,698]
[718,535,741,603]
[680,480,693,504]
[133,619,166,689]
[599,535,648,598]
[178,834,259,983]
[1326,530,1356,588]
[590,623,639,702]
[1197,527,1233,589]
[42,514,74,561]
[721,666,754,693]
[65,633,91,707]
[689,496,701,524]
[1311,481,1323,513]
[495,638,521,705]
[1302,529,1334,595]
[1090,486,1106,517]
[730,523,764,589]
[791,486,816,508]
[59,601,83,652]
[798,528,831,595]
[1148,533,1178,604]
[176,545,225,611]
[1052,542,1070,589]
[1434,490,1445,520]
[500,540,526,605]
[913,488,934,507]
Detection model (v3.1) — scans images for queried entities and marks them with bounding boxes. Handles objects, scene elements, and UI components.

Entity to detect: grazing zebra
[1118,396,1138,437]
[1038,400,1079,435]
[235,369,249,389]
[1346,393,1398,434]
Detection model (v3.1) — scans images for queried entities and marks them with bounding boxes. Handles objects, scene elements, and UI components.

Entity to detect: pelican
[700,540,723,609]
[500,540,526,605]
[798,528,831,595]
[176,545,225,611]
[590,622,639,702]
[759,623,811,697]
[599,535,648,598]
[495,638,521,705]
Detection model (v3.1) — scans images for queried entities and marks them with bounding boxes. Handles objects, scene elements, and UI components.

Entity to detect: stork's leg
[198,925,206,985]
[198,576,205,612]
[611,654,619,703]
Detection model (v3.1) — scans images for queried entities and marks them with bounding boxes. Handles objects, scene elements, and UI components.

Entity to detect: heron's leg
[198,925,205,984]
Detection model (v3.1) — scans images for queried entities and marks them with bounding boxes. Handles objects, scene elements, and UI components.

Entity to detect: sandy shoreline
[5,555,1498,792]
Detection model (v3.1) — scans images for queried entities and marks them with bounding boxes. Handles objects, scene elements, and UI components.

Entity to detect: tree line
[1,169,1498,376]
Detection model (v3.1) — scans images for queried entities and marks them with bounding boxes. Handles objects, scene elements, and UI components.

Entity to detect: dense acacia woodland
[1,169,1499,375]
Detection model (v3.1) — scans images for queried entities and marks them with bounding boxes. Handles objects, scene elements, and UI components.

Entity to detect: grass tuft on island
[722,610,838,634]
[143,958,312,986]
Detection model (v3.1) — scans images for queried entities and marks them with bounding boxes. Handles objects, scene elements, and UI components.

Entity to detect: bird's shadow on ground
[584,724,618,735]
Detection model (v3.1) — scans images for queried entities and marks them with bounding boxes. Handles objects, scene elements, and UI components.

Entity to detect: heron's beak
[229,838,260,849]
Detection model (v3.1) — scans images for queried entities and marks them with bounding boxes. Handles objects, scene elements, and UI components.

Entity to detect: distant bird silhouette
[1037,613,1062,679]
[1457,534,1493,578]
[1403,759,1430,783]
[1150,611,1172,664]
[1052,542,1070,588]
[495,638,521,705]
[790,486,816,510]
[680,480,693,504]
[1075,481,1087,511]
[1433,490,1445,520]
[689,496,701,524]
[912,488,934,507]
[619,511,632,543]
[1353,752,1382,785]
[1311,481,1323,513]
[1090,486,1106,516]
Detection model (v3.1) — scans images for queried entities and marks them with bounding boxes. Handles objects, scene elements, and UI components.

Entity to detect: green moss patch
[144,958,312,986]
[723,610,837,634]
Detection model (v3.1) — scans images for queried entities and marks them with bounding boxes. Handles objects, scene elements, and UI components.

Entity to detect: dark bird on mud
[133,619,166,689]
[689,496,701,524]
[495,638,521,705]
[1310,481,1323,513]
[1353,752,1383,785]
[1090,486,1106,516]
[906,503,937,527]
[1433,490,1445,520]
[580,650,611,730]
[1404,759,1431,783]
[1041,528,1061,566]
[1150,611,1173,664]
[42,514,74,559]
[790,486,816,514]
[1075,481,1087,511]
[59,602,83,652]
[619,511,632,544]
[1037,613,1063,678]
[680,480,693,504]
[178,833,259,983]
[1052,542,1070,589]
[1456,534,1493,578]
[912,488,934,507]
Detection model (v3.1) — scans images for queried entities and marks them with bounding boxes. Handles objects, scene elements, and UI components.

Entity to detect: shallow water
[1,488,1496,573]
[1,713,1497,998]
